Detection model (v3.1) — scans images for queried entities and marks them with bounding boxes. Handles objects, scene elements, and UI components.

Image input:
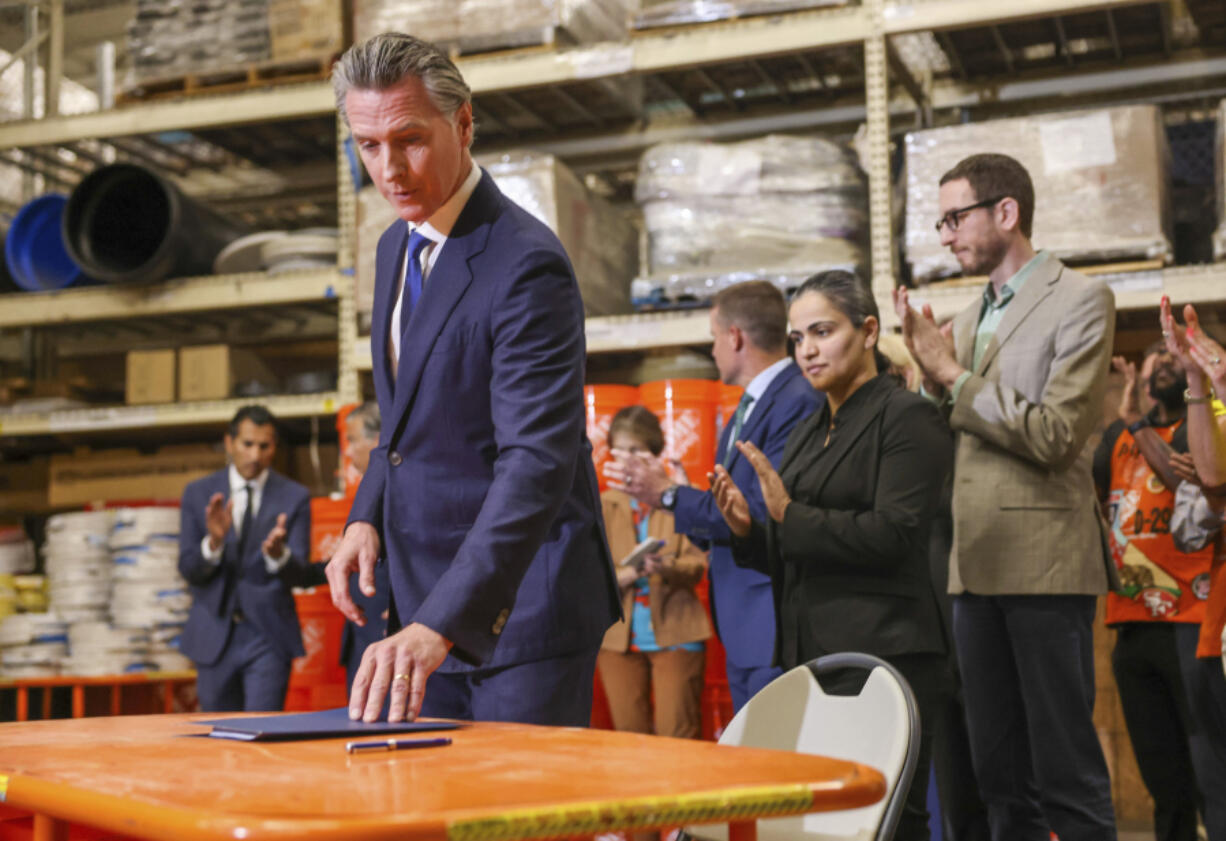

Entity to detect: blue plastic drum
[4,194,85,291]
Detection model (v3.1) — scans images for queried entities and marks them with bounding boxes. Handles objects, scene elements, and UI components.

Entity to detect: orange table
[0,713,885,841]
[0,671,196,721]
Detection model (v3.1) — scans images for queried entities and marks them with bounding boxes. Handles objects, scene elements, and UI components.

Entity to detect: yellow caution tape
[448,784,813,841]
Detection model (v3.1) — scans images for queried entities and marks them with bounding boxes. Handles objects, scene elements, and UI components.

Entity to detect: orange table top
[0,713,885,841]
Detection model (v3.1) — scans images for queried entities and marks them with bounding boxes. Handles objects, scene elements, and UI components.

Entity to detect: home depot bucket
[640,379,719,491]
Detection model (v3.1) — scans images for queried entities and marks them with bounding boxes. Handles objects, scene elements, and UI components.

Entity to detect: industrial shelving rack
[0,0,1224,437]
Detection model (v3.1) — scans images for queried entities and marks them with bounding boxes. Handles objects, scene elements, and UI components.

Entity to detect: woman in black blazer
[711,270,952,841]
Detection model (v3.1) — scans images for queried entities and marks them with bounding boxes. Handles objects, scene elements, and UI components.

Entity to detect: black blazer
[732,374,951,668]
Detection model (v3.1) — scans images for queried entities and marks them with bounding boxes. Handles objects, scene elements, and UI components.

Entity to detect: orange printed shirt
[1102,419,1213,624]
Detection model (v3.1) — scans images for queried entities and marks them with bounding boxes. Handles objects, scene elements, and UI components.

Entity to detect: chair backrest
[686,652,919,841]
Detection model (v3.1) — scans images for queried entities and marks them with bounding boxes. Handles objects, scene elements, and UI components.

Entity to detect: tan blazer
[946,253,1120,596]
[600,490,712,651]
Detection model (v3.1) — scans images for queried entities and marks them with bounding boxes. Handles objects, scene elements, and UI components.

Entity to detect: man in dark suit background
[178,405,312,712]
[338,401,389,692]
[609,281,822,710]
[325,33,620,726]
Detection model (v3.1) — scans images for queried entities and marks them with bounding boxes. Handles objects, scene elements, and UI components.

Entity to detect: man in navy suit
[610,281,822,710]
[325,33,620,726]
[338,401,389,692]
[178,405,312,712]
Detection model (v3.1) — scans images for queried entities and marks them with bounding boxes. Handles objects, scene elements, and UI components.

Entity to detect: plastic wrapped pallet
[127,0,271,83]
[904,105,1173,284]
[634,0,848,29]
[634,134,868,304]
[355,0,628,51]
[354,0,460,46]
[356,155,635,325]
[1215,99,1226,260]
[486,153,635,316]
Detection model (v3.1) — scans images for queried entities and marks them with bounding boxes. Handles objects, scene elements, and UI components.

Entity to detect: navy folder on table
[197,707,464,741]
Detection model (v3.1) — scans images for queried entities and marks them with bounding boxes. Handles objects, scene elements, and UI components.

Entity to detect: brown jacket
[600,490,712,651]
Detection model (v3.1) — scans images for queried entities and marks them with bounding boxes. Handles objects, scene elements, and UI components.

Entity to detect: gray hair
[333,33,472,126]
[348,401,381,441]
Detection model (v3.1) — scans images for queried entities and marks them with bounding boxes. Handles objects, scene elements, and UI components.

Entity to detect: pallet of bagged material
[631,0,849,32]
[117,53,336,103]
[919,258,1167,290]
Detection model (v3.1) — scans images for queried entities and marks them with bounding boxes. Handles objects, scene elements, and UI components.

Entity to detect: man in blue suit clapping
[610,282,822,710]
[325,33,620,726]
[178,405,312,712]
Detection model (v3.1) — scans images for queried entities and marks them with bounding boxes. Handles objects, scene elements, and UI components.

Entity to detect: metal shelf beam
[0,392,344,437]
[0,268,341,329]
[882,0,1157,34]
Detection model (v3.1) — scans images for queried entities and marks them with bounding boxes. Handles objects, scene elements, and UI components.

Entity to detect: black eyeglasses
[934,196,1006,233]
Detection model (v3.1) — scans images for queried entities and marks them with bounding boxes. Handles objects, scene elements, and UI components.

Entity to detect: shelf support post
[863,0,895,299]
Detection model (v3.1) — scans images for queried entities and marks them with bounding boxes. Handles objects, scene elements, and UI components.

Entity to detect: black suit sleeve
[776,397,952,574]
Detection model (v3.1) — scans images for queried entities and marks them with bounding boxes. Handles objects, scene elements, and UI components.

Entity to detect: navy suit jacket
[178,468,312,666]
[671,363,821,668]
[348,169,620,672]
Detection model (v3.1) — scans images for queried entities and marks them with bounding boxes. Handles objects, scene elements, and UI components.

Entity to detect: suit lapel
[974,254,1060,375]
[778,409,823,476]
[784,379,889,501]
[954,304,977,370]
[386,172,498,441]
[724,363,793,474]
[372,223,407,398]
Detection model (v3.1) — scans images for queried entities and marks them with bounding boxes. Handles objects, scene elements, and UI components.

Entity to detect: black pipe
[62,163,247,284]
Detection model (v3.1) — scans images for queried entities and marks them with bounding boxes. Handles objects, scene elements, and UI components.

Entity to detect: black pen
[346,736,452,754]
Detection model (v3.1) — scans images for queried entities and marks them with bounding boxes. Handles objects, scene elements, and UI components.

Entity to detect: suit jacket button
[388,451,402,467]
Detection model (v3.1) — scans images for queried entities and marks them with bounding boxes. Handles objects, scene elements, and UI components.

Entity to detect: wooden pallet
[925,258,1167,290]
[444,26,580,60]
[630,0,850,34]
[117,54,336,104]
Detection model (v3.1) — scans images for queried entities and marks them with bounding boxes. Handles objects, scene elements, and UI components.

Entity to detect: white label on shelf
[48,407,158,432]
[695,146,762,196]
[568,45,634,79]
[1039,111,1116,174]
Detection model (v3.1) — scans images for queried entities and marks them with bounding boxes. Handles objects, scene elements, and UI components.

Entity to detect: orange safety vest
[1105,420,1213,625]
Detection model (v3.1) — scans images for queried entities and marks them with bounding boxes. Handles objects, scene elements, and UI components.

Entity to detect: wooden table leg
[32,813,69,841]
[72,684,84,718]
[40,687,51,720]
[16,687,28,722]
[111,683,121,716]
[728,821,757,841]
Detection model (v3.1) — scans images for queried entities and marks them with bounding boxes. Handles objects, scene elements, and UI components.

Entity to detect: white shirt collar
[408,161,482,244]
[745,357,793,404]
[228,464,269,495]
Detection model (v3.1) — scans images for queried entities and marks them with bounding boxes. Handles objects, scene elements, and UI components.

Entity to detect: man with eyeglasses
[894,153,1118,841]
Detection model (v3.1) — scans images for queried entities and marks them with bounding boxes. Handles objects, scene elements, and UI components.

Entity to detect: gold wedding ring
[394,673,411,682]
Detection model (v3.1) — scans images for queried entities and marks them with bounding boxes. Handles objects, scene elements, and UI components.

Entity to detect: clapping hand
[893,287,962,393]
[1112,356,1142,426]
[204,493,233,552]
[710,465,752,538]
[261,513,289,559]
[735,441,791,523]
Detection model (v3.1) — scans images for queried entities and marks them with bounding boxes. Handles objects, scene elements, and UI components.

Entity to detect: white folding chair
[685,652,920,841]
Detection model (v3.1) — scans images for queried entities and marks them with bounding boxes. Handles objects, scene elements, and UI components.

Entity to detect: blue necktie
[398,230,430,339]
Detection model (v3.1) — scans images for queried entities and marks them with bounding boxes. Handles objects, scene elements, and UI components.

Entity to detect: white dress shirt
[389,162,483,365]
[200,464,291,573]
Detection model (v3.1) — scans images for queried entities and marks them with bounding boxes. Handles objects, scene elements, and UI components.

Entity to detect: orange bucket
[335,404,362,498]
[585,384,640,492]
[285,585,348,712]
[309,496,350,563]
[640,379,719,491]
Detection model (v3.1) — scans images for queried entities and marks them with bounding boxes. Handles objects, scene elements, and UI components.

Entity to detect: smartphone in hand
[619,537,666,567]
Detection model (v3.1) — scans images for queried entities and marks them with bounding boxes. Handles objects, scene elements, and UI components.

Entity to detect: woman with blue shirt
[600,406,712,739]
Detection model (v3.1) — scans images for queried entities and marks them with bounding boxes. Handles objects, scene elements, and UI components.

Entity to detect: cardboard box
[49,446,226,507]
[178,345,278,402]
[268,0,346,61]
[0,458,50,513]
[126,349,176,405]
